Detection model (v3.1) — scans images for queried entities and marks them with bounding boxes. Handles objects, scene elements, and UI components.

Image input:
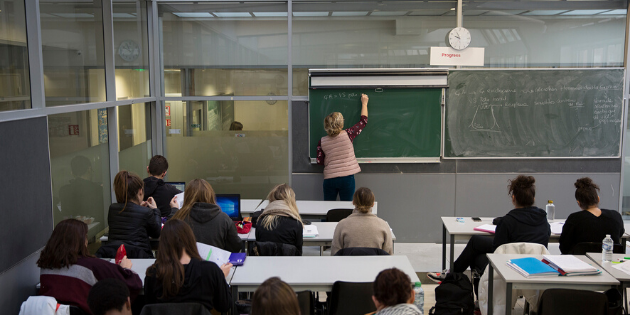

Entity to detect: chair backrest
[95,242,154,259]
[326,209,353,222]
[139,303,212,315]
[296,291,315,315]
[334,247,390,256]
[328,281,376,315]
[570,242,625,255]
[250,241,298,256]
[537,289,607,315]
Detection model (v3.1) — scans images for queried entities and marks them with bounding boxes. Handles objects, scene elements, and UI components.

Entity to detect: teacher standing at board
[316,93,369,201]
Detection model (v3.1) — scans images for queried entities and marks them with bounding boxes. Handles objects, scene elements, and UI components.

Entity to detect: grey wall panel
[455,173,620,219]
[456,159,621,173]
[292,173,325,200]
[0,117,53,272]
[0,252,41,314]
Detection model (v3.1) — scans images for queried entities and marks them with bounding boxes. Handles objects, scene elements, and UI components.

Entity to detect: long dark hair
[37,219,93,269]
[114,170,144,211]
[148,219,202,299]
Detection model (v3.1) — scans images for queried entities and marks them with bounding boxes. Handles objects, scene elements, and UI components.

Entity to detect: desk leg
[624,283,628,315]
[488,265,493,315]
[231,285,238,315]
[450,235,455,271]
[320,246,323,256]
[505,283,512,315]
[623,237,627,248]
[442,224,447,271]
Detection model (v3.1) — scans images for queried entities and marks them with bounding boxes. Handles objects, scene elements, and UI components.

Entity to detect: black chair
[69,306,89,315]
[570,242,625,255]
[537,289,607,315]
[326,209,353,222]
[139,303,213,315]
[296,290,315,315]
[327,281,376,315]
[334,247,389,256]
[249,241,298,256]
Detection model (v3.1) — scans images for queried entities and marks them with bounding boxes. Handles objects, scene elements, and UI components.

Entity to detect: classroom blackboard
[309,88,442,161]
[445,69,624,158]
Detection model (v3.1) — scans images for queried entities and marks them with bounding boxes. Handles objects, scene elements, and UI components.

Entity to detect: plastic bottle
[413,281,424,312]
[602,234,614,262]
[545,200,555,221]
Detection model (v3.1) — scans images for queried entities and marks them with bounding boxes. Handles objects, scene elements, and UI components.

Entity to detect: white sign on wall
[430,47,485,66]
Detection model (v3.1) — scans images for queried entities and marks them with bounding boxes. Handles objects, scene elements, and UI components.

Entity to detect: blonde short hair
[324,112,344,137]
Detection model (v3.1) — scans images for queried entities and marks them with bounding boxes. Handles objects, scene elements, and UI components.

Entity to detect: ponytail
[114,170,144,211]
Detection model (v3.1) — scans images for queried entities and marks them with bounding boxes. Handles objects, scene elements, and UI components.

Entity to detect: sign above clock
[430,47,485,66]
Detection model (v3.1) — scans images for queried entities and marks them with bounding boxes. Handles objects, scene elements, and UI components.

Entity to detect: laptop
[166,182,186,192]
[215,194,242,221]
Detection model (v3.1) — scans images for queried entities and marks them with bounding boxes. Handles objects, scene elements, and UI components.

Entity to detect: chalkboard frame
[443,68,625,159]
[308,68,449,163]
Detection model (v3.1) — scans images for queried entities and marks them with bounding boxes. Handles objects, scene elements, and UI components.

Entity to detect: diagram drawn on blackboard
[469,105,501,132]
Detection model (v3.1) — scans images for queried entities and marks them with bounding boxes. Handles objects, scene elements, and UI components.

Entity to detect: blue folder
[507,257,560,277]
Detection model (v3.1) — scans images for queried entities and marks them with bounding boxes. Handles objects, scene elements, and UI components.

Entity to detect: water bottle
[413,281,424,312]
[602,234,614,262]
[546,200,555,221]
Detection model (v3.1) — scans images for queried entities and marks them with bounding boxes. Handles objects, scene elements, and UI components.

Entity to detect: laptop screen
[215,194,241,220]
[166,182,186,192]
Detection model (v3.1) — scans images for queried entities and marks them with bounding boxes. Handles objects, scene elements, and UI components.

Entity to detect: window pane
[0,0,30,111]
[49,109,111,243]
[292,1,627,95]
[159,2,288,96]
[114,1,150,100]
[165,100,289,197]
[40,0,106,106]
[118,103,152,177]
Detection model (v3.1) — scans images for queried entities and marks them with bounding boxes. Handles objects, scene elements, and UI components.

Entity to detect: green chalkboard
[445,69,624,158]
[309,88,442,160]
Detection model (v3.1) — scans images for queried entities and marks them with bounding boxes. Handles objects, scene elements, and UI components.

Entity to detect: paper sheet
[612,261,630,276]
[473,224,496,233]
[303,225,319,238]
[197,242,231,267]
[174,192,184,208]
[550,222,564,235]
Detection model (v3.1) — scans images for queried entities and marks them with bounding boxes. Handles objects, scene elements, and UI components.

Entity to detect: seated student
[38,219,142,314]
[559,177,625,254]
[108,170,161,258]
[144,219,232,312]
[255,184,304,256]
[250,277,300,315]
[143,155,182,217]
[87,279,132,315]
[370,268,422,315]
[170,179,241,252]
[331,187,393,255]
[429,175,550,282]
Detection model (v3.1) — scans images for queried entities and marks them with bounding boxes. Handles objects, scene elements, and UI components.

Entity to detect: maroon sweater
[39,257,142,314]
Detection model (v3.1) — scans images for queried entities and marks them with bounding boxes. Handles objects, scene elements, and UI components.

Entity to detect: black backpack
[429,272,475,315]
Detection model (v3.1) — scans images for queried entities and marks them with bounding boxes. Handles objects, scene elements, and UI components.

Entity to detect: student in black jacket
[144,219,232,313]
[143,155,181,217]
[559,177,625,254]
[108,171,162,258]
[171,179,242,253]
[429,175,550,282]
[255,184,304,256]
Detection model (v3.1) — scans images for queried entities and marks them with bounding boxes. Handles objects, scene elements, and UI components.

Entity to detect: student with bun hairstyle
[559,177,624,254]
[371,268,422,315]
[144,219,232,312]
[170,179,242,252]
[108,170,162,258]
[256,184,304,255]
[331,187,393,255]
[250,277,300,315]
[316,93,369,201]
[429,175,550,282]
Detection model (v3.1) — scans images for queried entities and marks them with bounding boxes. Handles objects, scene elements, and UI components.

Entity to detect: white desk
[229,255,418,314]
[241,199,378,219]
[247,222,396,255]
[486,254,619,315]
[586,252,630,311]
[100,231,251,250]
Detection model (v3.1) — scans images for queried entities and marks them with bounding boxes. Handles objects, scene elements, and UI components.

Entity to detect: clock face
[448,27,471,50]
[118,40,140,62]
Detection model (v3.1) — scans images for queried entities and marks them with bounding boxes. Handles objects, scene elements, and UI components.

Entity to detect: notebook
[197,242,247,266]
[473,224,497,234]
[303,225,319,238]
[550,222,564,235]
[506,257,560,278]
[542,255,601,276]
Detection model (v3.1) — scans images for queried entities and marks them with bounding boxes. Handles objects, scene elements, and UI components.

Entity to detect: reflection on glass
[159,2,288,96]
[49,110,111,241]
[0,0,30,111]
[118,103,152,177]
[165,101,289,198]
[40,1,106,106]
[114,2,150,99]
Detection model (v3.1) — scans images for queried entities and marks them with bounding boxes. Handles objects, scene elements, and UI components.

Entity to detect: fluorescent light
[521,10,570,16]
[53,13,94,18]
[560,10,610,15]
[213,12,252,17]
[293,12,329,17]
[113,13,135,18]
[172,12,213,18]
[600,9,627,15]
[370,11,408,16]
[253,12,287,17]
[331,11,368,17]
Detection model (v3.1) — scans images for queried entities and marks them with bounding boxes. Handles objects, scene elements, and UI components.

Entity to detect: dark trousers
[453,235,494,274]
[323,174,355,201]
